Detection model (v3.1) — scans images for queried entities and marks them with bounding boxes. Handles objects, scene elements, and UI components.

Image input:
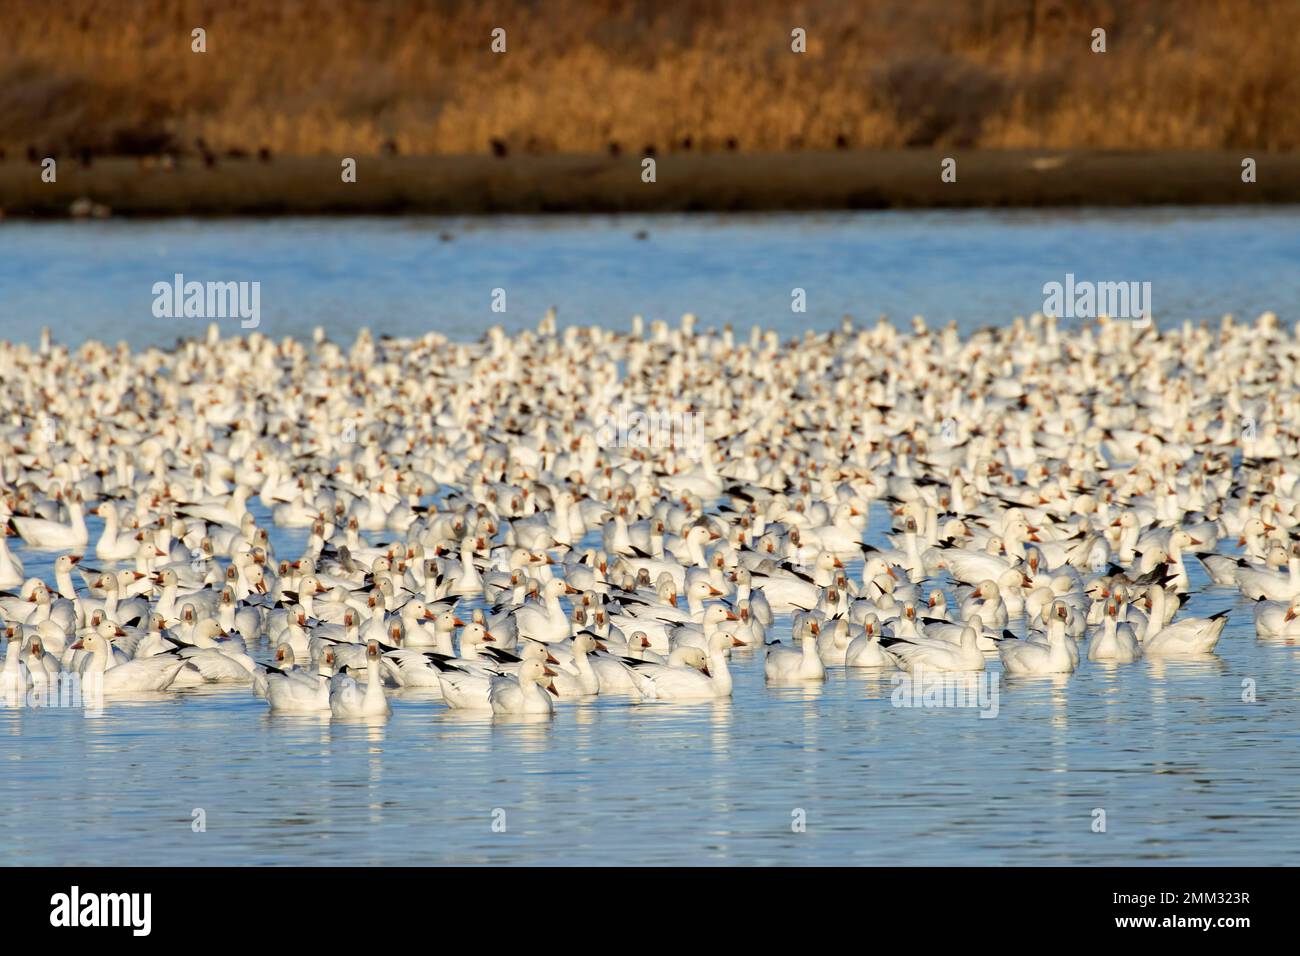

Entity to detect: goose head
[518,658,559,694]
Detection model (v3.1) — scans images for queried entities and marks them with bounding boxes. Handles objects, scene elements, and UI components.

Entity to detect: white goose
[71,630,191,694]
[436,644,559,710]
[624,629,740,701]
[845,614,894,668]
[10,490,89,551]
[1254,595,1300,640]
[883,624,985,673]
[514,577,577,644]
[999,603,1076,675]
[90,501,139,562]
[488,658,558,715]
[1143,600,1229,657]
[765,614,827,681]
[264,646,332,713]
[0,525,24,589]
[328,641,391,717]
[1087,597,1142,663]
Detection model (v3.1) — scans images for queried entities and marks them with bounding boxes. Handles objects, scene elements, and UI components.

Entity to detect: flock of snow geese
[2,310,1298,720]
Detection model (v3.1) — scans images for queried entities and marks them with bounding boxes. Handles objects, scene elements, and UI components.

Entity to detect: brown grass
[1,0,1297,159]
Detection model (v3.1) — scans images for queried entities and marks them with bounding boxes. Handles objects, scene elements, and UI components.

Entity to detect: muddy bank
[0,150,1294,218]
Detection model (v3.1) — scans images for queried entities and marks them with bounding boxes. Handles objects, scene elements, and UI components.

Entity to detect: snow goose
[89,501,138,562]
[1088,598,1142,663]
[882,624,985,673]
[816,617,856,665]
[729,600,766,647]
[919,612,999,652]
[488,658,558,715]
[329,641,391,717]
[70,630,191,694]
[10,489,89,551]
[959,580,1009,628]
[624,629,740,701]
[999,603,1076,675]
[1144,605,1229,657]
[731,567,773,626]
[0,524,25,589]
[765,614,827,681]
[845,614,895,668]
[1254,595,1300,640]
[514,577,577,644]
[746,553,836,614]
[1,631,29,699]
[435,643,560,709]
[264,648,332,713]
[24,637,62,691]
[1235,544,1300,601]
[549,632,601,697]
[668,602,739,652]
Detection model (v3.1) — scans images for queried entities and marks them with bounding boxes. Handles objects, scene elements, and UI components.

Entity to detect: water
[2,208,1299,865]
[4,503,1298,866]
[1,207,1299,349]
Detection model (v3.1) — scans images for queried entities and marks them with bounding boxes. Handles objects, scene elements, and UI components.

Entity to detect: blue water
[4,501,1298,866]
[1,209,1299,865]
[1,207,1298,348]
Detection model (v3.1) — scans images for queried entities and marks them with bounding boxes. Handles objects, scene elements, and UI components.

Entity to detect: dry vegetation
[1,0,1297,159]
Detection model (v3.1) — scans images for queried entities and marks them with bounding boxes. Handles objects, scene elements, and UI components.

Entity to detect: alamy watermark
[3,671,105,716]
[890,669,1000,718]
[593,404,704,459]
[1042,273,1151,326]
[152,273,260,328]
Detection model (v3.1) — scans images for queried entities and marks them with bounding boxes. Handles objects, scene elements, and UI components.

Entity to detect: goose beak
[732,636,745,647]
[543,666,557,677]
[71,639,84,650]
[595,640,608,651]
[725,610,739,621]
[886,568,897,580]
[709,586,723,596]
[546,681,559,696]
[482,631,496,642]
[701,664,711,677]
[546,652,559,664]
[68,555,81,565]
[453,617,468,627]
[564,584,581,594]
[1286,608,1296,622]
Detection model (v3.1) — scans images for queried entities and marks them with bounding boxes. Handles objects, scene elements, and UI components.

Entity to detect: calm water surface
[1,209,1299,865]
[1,207,1298,347]
[3,504,1298,866]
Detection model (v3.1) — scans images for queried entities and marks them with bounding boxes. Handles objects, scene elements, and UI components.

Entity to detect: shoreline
[1,150,1296,219]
